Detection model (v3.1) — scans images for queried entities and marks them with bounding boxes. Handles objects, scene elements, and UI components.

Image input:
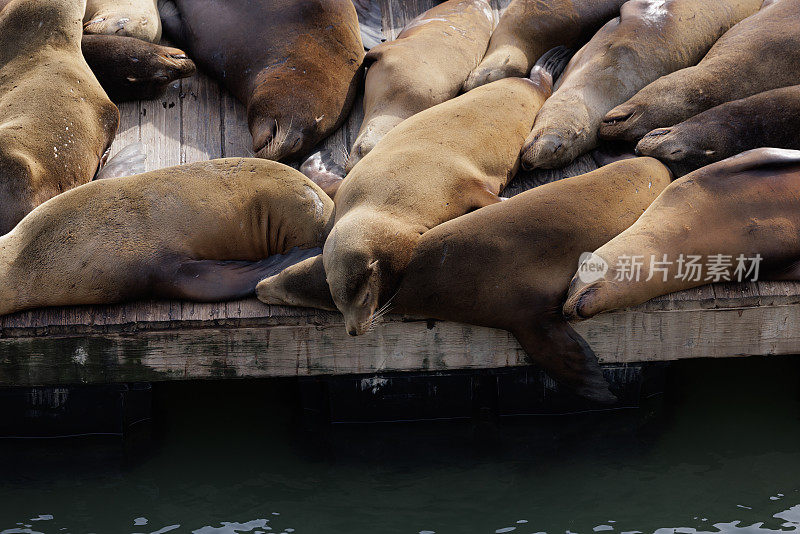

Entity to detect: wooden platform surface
[1,0,798,386]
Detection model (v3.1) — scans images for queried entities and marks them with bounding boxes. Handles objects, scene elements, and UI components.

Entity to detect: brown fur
[0,0,119,235]
[83,0,161,42]
[463,0,626,91]
[521,0,762,170]
[162,0,364,162]
[347,0,493,170]
[564,149,800,320]
[0,159,333,316]
[601,0,800,143]
[82,35,195,102]
[257,158,672,401]
[636,85,800,177]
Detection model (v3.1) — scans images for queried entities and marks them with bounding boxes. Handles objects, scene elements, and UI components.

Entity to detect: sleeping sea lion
[273,48,570,336]
[635,85,800,177]
[462,0,626,91]
[347,0,493,170]
[0,159,332,316]
[520,0,763,170]
[600,0,800,143]
[83,0,161,42]
[82,35,195,102]
[256,158,672,402]
[563,148,800,320]
[0,0,119,235]
[160,0,364,162]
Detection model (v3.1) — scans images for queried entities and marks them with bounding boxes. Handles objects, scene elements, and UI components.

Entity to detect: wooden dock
[2,0,798,387]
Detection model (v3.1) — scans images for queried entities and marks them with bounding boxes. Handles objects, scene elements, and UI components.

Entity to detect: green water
[1,357,799,534]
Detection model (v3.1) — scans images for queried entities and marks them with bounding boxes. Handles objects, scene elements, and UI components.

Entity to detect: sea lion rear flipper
[352,0,383,50]
[256,254,337,311]
[158,0,188,44]
[299,149,345,200]
[529,46,574,88]
[513,321,616,404]
[94,143,147,180]
[161,247,322,302]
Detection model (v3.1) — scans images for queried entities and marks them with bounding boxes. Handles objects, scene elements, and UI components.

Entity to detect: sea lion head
[635,125,718,178]
[83,8,161,43]
[323,211,417,336]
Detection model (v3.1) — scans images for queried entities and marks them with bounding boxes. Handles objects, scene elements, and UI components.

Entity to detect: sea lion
[462,0,626,92]
[0,159,332,316]
[276,49,570,337]
[82,35,195,102]
[347,0,493,170]
[563,148,800,320]
[520,0,763,170]
[256,158,672,401]
[0,0,119,235]
[83,0,161,42]
[600,0,800,143]
[160,0,364,162]
[635,85,800,177]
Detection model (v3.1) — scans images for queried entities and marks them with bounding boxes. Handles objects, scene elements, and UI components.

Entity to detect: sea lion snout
[521,133,566,170]
[599,105,639,141]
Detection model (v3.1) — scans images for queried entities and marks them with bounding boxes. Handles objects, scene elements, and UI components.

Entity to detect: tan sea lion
[347,0,493,170]
[0,159,332,316]
[462,0,626,91]
[635,85,800,177]
[600,0,800,143]
[563,148,800,320]
[269,49,570,337]
[160,0,364,162]
[520,0,763,170]
[0,0,119,235]
[257,158,672,401]
[82,35,195,102]
[83,0,161,42]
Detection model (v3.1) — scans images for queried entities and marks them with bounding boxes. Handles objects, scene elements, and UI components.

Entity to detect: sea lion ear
[367,259,379,271]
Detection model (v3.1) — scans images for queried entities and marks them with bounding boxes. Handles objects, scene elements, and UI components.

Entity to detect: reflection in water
[0,356,799,534]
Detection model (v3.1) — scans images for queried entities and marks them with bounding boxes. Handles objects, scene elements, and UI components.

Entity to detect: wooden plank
[221,91,252,158]
[180,70,223,162]
[140,79,182,170]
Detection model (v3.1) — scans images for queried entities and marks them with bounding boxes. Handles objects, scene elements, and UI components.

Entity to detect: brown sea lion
[82,35,195,102]
[563,148,800,320]
[257,158,672,402]
[160,0,364,162]
[267,49,570,337]
[0,159,332,316]
[600,0,800,143]
[83,0,161,42]
[347,0,493,170]
[462,0,626,92]
[635,85,800,177]
[520,0,763,170]
[0,0,119,235]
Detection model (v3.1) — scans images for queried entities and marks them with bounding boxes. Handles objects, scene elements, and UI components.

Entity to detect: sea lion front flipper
[352,0,383,50]
[513,321,616,404]
[256,254,337,311]
[94,143,147,180]
[160,247,322,302]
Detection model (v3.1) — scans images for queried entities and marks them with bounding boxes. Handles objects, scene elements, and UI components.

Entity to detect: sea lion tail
[94,143,147,180]
[353,0,384,50]
[299,149,346,200]
[513,321,617,404]
[529,46,573,89]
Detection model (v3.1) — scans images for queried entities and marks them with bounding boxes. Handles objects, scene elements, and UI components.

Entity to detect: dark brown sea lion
[520,0,763,170]
[462,0,626,91]
[347,0,493,170]
[82,35,196,102]
[0,159,332,316]
[321,49,570,336]
[635,85,800,177]
[563,148,800,320]
[0,0,119,234]
[160,0,364,162]
[600,0,800,143]
[257,158,672,402]
[83,0,161,42]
